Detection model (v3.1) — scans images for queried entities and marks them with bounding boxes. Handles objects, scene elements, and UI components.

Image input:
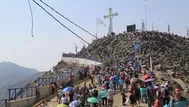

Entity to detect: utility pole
[167,23,170,33]
[104,7,118,34]
[152,23,154,31]
[186,27,189,38]
[73,43,77,53]
[144,0,147,30]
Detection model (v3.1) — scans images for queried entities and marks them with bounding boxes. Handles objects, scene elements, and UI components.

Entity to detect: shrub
[103,60,110,67]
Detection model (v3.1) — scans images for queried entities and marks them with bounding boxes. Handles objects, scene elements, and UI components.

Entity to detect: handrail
[8,86,37,102]
[0,99,8,107]
[37,78,57,87]
[0,63,82,105]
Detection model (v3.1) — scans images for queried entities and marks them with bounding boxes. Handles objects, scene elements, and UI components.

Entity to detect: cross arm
[104,12,119,19]
[104,15,109,19]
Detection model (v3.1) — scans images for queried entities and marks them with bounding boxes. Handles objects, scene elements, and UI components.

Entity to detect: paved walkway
[47,79,148,107]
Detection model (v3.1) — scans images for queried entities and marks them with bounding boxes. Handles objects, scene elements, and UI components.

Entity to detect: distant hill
[0,62,39,98]
[0,72,45,98]
[11,72,46,88]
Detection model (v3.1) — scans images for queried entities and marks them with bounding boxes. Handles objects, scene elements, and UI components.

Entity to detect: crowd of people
[41,57,189,107]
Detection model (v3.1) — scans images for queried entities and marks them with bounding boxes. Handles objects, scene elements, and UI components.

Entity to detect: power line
[27,0,34,37]
[39,0,97,39]
[32,0,90,45]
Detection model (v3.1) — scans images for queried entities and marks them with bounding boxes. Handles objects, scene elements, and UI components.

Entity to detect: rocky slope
[79,31,189,73]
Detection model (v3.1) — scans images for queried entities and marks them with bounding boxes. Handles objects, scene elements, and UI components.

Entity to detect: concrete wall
[7,87,52,107]
[7,96,36,107]
[38,87,52,100]
[61,57,102,65]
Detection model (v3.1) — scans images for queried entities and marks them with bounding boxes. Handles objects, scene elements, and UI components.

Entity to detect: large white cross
[104,7,118,34]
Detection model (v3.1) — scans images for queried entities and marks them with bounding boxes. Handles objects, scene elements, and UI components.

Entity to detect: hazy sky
[0,0,188,71]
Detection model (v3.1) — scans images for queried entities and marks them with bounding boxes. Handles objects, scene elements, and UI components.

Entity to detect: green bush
[103,60,110,67]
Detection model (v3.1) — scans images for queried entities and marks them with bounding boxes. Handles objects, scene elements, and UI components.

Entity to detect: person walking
[61,94,69,106]
[118,78,124,91]
[128,91,137,107]
[121,89,127,106]
[140,85,147,103]
[147,84,153,107]
[99,88,107,106]
[161,85,170,105]
[135,84,141,106]
[107,87,114,107]
[154,89,163,107]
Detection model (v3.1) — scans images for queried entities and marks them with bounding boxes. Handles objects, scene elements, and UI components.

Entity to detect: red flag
[96,18,106,26]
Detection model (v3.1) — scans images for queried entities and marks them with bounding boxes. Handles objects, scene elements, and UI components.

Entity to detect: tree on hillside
[103,59,110,67]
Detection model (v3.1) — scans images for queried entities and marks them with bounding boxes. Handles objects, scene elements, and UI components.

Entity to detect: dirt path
[47,78,148,107]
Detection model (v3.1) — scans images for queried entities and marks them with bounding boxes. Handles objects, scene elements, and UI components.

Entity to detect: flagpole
[145,1,147,30]
[145,0,153,72]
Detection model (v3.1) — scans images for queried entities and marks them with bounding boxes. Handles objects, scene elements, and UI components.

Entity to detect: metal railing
[7,77,58,102]
[0,67,80,105]
[56,69,79,80]
[8,86,37,101]
[37,78,57,87]
[0,99,8,107]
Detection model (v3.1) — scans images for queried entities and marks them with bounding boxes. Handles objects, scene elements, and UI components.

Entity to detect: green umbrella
[57,104,68,107]
[87,97,99,103]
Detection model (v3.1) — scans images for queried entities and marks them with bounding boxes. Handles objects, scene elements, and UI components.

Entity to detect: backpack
[134,86,140,95]
[93,89,98,97]
[163,88,169,97]
[147,87,152,96]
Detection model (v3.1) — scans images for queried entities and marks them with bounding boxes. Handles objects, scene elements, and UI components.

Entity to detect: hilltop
[79,31,189,73]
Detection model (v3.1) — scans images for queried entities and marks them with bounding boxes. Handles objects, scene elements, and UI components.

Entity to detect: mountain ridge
[0,61,39,98]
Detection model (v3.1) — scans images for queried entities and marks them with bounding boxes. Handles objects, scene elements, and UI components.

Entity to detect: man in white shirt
[61,94,68,105]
